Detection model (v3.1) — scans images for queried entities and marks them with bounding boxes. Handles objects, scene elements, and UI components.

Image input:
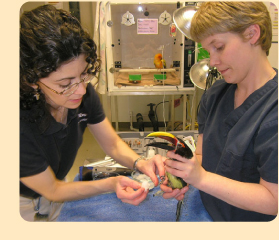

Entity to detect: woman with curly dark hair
[20,5,165,221]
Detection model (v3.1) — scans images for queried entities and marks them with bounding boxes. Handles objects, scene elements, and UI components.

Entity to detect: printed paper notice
[137,19,158,34]
[270,2,278,37]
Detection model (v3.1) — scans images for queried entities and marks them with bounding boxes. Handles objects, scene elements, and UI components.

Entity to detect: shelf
[107,87,195,96]
[108,91,196,132]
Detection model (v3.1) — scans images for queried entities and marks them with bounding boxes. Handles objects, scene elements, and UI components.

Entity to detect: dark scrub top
[198,70,278,221]
[20,84,106,199]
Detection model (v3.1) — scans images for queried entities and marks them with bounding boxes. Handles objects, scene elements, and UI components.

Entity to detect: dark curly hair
[20,4,100,128]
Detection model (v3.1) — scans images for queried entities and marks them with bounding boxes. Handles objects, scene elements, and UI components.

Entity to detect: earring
[34,84,40,100]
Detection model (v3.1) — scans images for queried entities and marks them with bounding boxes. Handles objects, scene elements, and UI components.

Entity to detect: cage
[105,2,196,95]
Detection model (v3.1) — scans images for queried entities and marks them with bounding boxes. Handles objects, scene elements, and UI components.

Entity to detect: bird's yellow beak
[147,131,175,138]
[146,132,179,147]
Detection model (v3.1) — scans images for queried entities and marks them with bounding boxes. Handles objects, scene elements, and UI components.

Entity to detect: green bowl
[129,74,142,83]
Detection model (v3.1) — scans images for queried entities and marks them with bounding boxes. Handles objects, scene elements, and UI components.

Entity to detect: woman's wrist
[133,156,146,171]
[94,176,119,194]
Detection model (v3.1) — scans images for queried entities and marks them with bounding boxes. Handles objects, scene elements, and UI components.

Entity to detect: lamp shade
[189,58,210,90]
[173,6,198,39]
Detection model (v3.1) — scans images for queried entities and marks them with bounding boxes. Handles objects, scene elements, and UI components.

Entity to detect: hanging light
[174,5,222,89]
[189,59,222,90]
[173,6,199,40]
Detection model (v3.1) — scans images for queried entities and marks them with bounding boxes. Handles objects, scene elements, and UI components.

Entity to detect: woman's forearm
[192,134,277,215]
[105,138,140,169]
[21,167,118,202]
[88,119,140,169]
[196,171,278,215]
[51,177,117,202]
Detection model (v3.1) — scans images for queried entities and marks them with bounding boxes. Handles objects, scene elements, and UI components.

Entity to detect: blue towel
[57,175,213,222]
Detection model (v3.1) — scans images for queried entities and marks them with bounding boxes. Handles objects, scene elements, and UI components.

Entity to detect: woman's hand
[160,175,189,201]
[164,151,206,187]
[159,151,205,201]
[135,154,166,187]
[113,176,148,205]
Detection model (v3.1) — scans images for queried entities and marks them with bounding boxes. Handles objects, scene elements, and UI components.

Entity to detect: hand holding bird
[145,132,195,221]
[146,132,195,189]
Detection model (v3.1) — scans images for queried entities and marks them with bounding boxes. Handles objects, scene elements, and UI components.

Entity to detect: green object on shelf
[129,74,141,83]
[154,74,166,81]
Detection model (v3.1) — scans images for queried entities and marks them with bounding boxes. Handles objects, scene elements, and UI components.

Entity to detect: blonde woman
[161,2,278,221]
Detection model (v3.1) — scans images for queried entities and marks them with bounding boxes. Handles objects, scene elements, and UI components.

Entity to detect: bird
[145,131,195,221]
[154,53,166,69]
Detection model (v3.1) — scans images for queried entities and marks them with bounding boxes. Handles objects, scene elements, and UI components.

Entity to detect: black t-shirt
[198,71,278,221]
[20,84,106,198]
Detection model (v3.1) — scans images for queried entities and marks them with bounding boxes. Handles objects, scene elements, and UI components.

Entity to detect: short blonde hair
[190,2,272,55]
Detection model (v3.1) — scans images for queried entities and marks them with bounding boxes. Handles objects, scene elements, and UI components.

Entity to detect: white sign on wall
[137,19,158,34]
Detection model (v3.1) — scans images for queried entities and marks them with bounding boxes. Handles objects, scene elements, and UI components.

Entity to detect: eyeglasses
[39,72,94,97]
